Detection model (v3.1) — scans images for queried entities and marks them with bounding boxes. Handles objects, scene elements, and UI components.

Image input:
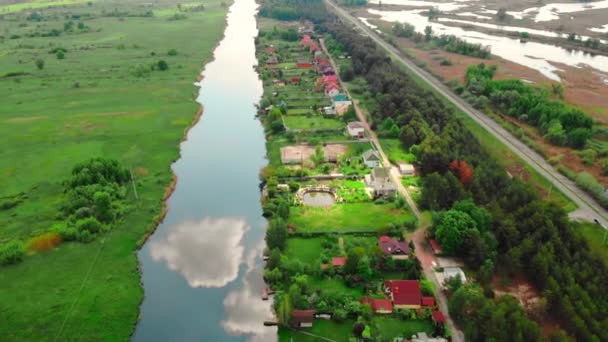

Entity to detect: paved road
[320,36,462,342]
[325,0,608,229]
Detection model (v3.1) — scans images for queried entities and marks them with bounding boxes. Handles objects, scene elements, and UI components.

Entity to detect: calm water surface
[132,0,275,340]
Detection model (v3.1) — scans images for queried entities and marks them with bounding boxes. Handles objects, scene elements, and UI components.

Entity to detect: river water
[132,0,276,340]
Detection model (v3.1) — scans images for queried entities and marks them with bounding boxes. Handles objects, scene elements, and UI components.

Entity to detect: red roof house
[291,77,300,84]
[385,280,422,309]
[300,34,313,47]
[309,43,320,52]
[360,297,393,314]
[379,236,410,258]
[266,48,276,54]
[292,309,315,328]
[297,61,313,69]
[325,83,340,97]
[332,257,346,267]
[422,297,435,307]
[318,74,338,84]
[430,239,442,254]
[432,310,446,323]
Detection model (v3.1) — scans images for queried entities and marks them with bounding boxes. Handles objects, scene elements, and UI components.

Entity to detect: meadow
[0,0,229,340]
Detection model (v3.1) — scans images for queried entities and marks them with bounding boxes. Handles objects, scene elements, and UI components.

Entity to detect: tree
[35,58,45,70]
[424,25,433,41]
[265,219,288,251]
[311,144,325,166]
[448,160,474,188]
[168,49,178,56]
[277,200,290,220]
[157,60,169,71]
[267,248,282,269]
[93,191,113,223]
[435,209,477,255]
[57,51,65,59]
[276,293,293,325]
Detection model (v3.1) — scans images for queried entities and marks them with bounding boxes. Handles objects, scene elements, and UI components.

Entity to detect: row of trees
[259,0,328,22]
[463,63,593,148]
[392,23,491,59]
[324,20,608,341]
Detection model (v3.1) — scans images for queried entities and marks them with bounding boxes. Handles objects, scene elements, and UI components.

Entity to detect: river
[132,0,275,340]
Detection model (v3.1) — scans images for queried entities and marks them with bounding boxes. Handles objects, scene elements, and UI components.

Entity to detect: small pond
[302,191,336,207]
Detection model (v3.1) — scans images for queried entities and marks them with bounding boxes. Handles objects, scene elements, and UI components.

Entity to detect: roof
[372,167,390,179]
[359,297,393,312]
[379,237,409,255]
[347,121,364,130]
[333,94,349,102]
[363,149,380,161]
[326,83,339,91]
[444,267,467,283]
[385,280,422,306]
[332,257,346,267]
[429,239,442,252]
[422,297,435,307]
[292,309,315,324]
[267,56,278,64]
[432,310,446,323]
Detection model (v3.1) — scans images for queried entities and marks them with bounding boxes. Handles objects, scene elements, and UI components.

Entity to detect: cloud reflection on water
[149,217,249,288]
[222,244,277,341]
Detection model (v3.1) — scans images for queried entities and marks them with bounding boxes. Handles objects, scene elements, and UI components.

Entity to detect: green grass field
[380,138,417,164]
[286,237,324,264]
[577,222,608,264]
[284,115,344,130]
[279,319,355,342]
[0,0,229,340]
[289,203,413,233]
[371,316,434,339]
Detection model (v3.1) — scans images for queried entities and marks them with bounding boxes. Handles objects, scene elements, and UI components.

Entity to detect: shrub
[157,60,169,71]
[56,51,65,59]
[35,58,44,70]
[168,48,178,56]
[0,240,25,265]
[27,232,62,251]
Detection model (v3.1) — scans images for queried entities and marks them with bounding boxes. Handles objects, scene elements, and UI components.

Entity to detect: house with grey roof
[363,149,381,168]
[365,167,397,197]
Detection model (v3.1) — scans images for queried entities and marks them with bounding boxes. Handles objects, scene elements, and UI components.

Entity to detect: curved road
[325,0,608,229]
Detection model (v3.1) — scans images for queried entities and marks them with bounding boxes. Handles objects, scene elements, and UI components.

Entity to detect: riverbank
[0,0,230,340]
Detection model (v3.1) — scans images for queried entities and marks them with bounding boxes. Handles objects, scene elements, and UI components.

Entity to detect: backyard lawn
[279,319,354,342]
[284,115,344,130]
[380,139,416,164]
[372,316,434,340]
[286,238,324,264]
[289,203,414,232]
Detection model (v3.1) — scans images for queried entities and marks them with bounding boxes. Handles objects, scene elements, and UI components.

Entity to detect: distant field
[0,0,229,340]
[289,203,413,232]
[0,0,89,14]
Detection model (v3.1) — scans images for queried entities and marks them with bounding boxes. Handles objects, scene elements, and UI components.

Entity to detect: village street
[320,38,465,342]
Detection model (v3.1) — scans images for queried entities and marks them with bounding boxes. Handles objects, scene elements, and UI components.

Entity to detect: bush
[56,51,65,59]
[157,60,169,71]
[0,240,25,265]
[35,58,45,70]
[168,48,178,56]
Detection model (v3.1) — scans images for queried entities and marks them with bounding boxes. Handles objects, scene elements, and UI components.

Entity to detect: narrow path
[324,0,608,230]
[320,36,463,342]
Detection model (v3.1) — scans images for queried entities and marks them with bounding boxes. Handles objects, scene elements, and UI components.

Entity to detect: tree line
[259,0,328,22]
[323,20,608,341]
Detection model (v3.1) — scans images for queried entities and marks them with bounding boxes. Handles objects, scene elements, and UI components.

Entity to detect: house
[422,297,435,307]
[323,105,337,115]
[365,167,397,197]
[325,83,340,97]
[321,257,346,270]
[292,310,315,328]
[363,149,381,168]
[297,60,313,68]
[360,297,393,314]
[300,34,313,47]
[318,74,338,84]
[379,235,409,258]
[266,56,278,65]
[384,280,422,309]
[443,267,466,283]
[334,102,352,116]
[309,43,320,52]
[347,121,365,138]
[431,311,446,324]
[266,47,276,54]
[429,239,442,255]
[321,65,335,75]
[398,162,415,176]
[291,77,300,84]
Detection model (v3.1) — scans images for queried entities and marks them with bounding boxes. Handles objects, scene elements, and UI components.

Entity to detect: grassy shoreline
[0,0,231,340]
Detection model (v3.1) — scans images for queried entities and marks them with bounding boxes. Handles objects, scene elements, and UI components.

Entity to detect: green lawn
[0,0,230,340]
[577,222,608,264]
[288,108,314,115]
[284,115,344,130]
[372,316,434,340]
[289,203,413,232]
[279,319,355,342]
[380,139,417,164]
[310,277,363,297]
[286,237,324,264]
